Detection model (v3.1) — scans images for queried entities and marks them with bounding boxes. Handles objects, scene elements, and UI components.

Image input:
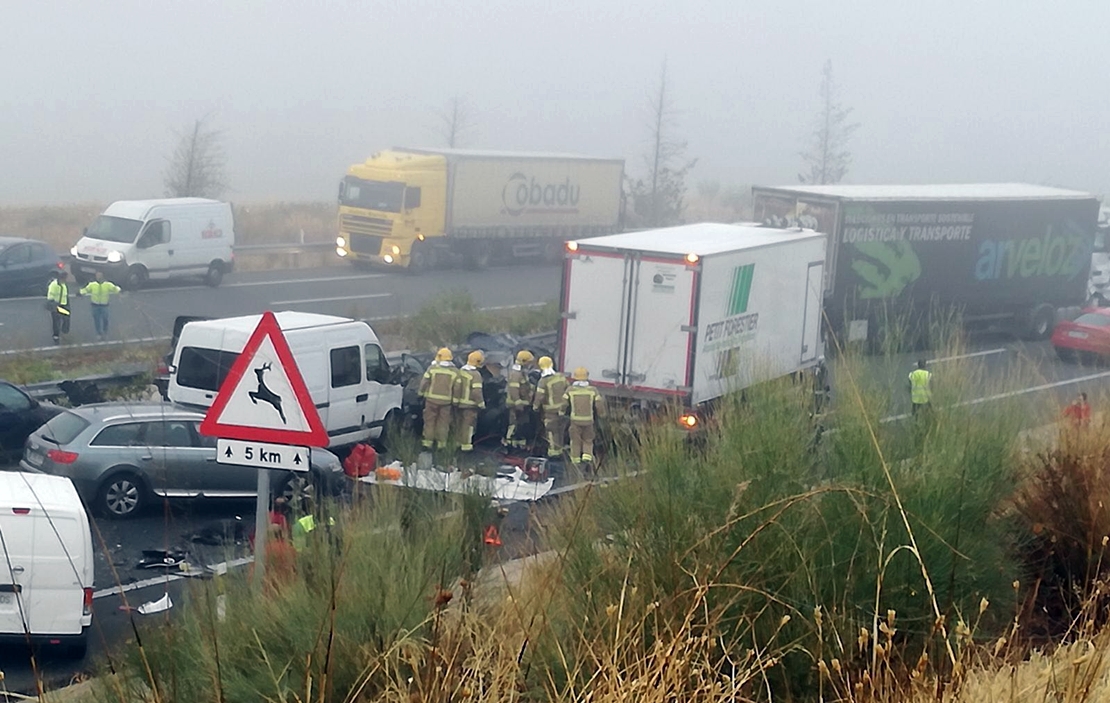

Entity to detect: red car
[1052,308,1110,361]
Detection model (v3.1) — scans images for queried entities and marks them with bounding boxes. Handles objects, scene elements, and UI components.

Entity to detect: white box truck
[0,472,95,658]
[558,224,828,408]
[71,198,235,289]
[167,312,404,448]
[337,148,625,271]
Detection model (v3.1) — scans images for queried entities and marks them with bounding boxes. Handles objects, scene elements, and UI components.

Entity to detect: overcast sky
[3,0,1108,204]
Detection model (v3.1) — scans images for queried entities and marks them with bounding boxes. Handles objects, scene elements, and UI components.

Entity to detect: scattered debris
[137,592,173,615]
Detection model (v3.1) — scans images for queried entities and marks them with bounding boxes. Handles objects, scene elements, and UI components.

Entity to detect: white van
[71,198,235,289]
[0,472,95,658]
[167,312,404,448]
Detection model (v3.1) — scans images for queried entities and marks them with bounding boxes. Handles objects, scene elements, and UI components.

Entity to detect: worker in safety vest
[453,350,486,452]
[420,348,459,449]
[46,270,72,344]
[79,271,122,341]
[504,350,536,448]
[564,367,606,467]
[532,356,568,458]
[908,359,932,415]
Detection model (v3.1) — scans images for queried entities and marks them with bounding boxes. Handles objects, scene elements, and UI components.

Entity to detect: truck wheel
[467,243,492,270]
[97,472,146,519]
[1023,304,1056,341]
[124,265,148,291]
[407,244,430,275]
[204,262,224,287]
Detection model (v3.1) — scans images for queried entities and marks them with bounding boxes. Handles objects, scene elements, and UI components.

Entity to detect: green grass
[376,290,559,350]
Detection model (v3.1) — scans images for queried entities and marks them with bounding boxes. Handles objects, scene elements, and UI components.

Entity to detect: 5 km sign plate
[217,439,310,472]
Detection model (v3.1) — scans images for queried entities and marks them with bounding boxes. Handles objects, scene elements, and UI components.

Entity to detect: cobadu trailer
[558,223,829,435]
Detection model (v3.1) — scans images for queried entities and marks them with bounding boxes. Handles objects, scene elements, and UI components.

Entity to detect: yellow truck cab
[337,148,624,273]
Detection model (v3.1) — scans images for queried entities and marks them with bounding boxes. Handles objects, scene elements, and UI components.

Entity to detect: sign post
[199,311,329,588]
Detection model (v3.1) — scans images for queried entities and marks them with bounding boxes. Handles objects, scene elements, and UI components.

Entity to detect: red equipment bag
[343,443,378,478]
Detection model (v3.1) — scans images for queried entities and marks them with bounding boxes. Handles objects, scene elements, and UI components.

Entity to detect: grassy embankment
[31,316,1110,702]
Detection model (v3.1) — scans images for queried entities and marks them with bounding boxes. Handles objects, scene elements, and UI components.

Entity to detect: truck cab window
[404,187,421,209]
[138,220,170,248]
[364,344,388,383]
[330,346,362,388]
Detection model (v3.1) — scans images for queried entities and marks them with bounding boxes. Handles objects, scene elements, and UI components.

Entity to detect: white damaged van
[167,312,404,448]
[71,198,235,289]
[0,472,95,658]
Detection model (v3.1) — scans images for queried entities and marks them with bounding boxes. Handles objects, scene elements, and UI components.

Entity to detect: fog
[3,0,1108,204]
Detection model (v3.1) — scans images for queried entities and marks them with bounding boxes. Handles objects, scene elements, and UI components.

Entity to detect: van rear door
[0,511,88,636]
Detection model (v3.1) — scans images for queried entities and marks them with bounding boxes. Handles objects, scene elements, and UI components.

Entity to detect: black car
[0,236,65,297]
[0,380,62,464]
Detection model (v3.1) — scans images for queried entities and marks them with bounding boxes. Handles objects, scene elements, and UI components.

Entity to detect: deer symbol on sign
[249,362,286,424]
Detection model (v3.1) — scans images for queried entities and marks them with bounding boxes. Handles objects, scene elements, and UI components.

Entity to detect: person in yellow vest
[420,348,459,449]
[532,356,568,458]
[908,359,933,416]
[564,367,606,468]
[45,270,72,344]
[504,350,536,448]
[454,350,486,452]
[78,271,123,341]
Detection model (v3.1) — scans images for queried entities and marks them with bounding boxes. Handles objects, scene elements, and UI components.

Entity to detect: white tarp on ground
[359,463,554,503]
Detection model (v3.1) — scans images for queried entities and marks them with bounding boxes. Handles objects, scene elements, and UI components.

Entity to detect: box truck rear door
[800,262,824,364]
[625,258,696,395]
[561,252,630,387]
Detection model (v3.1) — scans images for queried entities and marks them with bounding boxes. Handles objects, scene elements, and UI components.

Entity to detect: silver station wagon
[21,402,344,518]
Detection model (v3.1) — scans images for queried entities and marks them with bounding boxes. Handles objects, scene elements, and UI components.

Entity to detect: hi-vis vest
[81,280,121,305]
[454,368,485,409]
[421,363,458,404]
[566,384,603,424]
[535,373,568,413]
[47,281,69,311]
[909,369,932,405]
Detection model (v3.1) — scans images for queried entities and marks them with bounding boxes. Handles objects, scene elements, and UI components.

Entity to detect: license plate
[25,447,43,467]
[1068,331,1089,339]
[0,592,13,607]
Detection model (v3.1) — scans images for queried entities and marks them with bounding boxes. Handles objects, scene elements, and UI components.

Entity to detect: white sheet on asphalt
[359,465,554,502]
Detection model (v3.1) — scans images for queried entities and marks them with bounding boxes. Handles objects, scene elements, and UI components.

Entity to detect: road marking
[93,557,253,600]
[271,292,392,305]
[1,274,388,301]
[928,347,1008,364]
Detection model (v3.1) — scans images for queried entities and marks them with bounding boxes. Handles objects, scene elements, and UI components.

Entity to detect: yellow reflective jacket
[565,382,605,424]
[454,366,485,409]
[47,280,69,307]
[909,368,932,405]
[534,372,568,413]
[420,362,459,405]
[80,280,121,304]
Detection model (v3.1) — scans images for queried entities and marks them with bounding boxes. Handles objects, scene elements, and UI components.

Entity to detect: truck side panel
[448,158,624,233]
[560,252,632,388]
[692,236,827,405]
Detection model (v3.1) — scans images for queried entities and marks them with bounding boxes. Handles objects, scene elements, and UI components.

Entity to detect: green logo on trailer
[728,264,755,315]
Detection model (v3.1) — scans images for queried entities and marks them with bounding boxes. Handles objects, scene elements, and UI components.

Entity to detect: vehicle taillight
[156,361,169,375]
[678,413,699,430]
[46,449,79,464]
[57,261,65,269]
[83,587,94,616]
[12,507,30,515]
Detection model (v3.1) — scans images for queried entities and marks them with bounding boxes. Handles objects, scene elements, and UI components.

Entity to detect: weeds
[377,291,559,350]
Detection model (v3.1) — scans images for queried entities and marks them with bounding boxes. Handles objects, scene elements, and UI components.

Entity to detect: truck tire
[204,262,224,287]
[407,243,429,276]
[1023,304,1056,341]
[467,243,492,270]
[124,265,148,291]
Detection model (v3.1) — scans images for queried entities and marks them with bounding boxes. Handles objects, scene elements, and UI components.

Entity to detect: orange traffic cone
[483,524,502,547]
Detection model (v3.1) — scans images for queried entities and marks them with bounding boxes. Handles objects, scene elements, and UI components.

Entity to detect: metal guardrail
[24,365,153,402]
[232,242,334,254]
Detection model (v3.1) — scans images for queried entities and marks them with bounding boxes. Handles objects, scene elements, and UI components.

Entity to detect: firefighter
[564,367,606,468]
[504,350,536,448]
[533,356,568,458]
[454,350,486,452]
[419,348,459,449]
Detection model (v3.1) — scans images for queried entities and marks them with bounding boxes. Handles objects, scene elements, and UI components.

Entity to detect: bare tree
[164,117,228,198]
[799,60,860,185]
[438,96,475,148]
[628,62,697,227]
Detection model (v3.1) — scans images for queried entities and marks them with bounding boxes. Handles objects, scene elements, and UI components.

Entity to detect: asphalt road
[0,263,564,352]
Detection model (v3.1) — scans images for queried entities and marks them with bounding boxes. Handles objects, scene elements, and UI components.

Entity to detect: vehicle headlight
[336,247,347,257]
[336,236,346,247]
[107,250,123,263]
[70,246,78,257]
[391,245,400,255]
[383,254,394,264]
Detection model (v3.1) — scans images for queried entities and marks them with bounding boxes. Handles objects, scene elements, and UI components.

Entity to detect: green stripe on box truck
[729,264,755,315]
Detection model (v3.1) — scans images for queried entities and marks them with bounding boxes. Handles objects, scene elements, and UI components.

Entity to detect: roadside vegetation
[376,290,559,351]
[30,315,1110,703]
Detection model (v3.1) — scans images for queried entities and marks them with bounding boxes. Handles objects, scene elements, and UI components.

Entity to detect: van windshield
[340,176,404,213]
[40,411,90,446]
[86,216,143,244]
[177,347,239,391]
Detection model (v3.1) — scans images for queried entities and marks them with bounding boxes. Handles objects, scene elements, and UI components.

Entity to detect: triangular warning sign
[199,311,329,447]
